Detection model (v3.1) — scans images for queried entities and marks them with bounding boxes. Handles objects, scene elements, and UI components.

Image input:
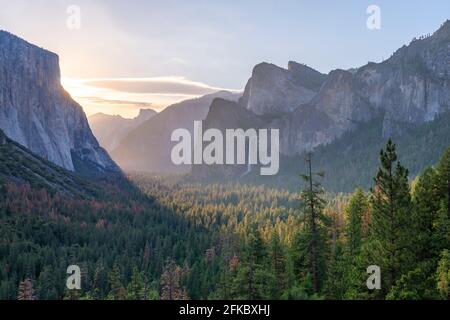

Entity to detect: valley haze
[0,1,449,305]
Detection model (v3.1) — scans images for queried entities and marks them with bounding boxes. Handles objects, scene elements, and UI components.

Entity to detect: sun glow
[61,77,239,119]
[61,77,164,118]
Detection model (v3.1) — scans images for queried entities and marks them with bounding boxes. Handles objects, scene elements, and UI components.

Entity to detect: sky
[0,0,449,118]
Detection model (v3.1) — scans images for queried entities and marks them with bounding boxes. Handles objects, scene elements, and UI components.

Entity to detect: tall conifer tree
[370,139,413,294]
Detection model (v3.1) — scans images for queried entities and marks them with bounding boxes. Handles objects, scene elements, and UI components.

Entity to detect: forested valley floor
[1,140,449,300]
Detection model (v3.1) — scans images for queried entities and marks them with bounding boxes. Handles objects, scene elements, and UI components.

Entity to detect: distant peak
[211,97,231,106]
[90,112,124,120]
[137,108,157,118]
[210,97,239,108]
[212,89,232,95]
[252,62,285,74]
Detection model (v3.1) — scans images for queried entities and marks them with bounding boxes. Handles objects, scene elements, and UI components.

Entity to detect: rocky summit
[0,31,119,175]
[239,61,326,115]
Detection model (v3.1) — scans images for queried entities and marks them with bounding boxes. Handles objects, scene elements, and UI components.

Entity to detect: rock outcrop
[239,61,326,115]
[0,31,119,174]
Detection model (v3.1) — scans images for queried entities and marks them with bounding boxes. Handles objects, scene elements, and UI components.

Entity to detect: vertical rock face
[239,61,326,115]
[0,31,118,174]
[196,20,450,169]
[272,69,375,156]
[353,20,450,135]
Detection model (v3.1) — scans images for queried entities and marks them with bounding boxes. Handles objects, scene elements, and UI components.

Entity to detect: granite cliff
[0,31,118,174]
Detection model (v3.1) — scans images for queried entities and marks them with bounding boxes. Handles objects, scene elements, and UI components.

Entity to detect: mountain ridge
[191,20,450,183]
[89,108,157,151]
[111,90,241,173]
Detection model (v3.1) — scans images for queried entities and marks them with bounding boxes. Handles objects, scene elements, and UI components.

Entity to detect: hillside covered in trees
[221,110,450,192]
[1,139,449,300]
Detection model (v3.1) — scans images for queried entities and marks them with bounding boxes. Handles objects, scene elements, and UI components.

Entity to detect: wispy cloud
[62,76,239,118]
[81,97,154,108]
[83,76,231,95]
